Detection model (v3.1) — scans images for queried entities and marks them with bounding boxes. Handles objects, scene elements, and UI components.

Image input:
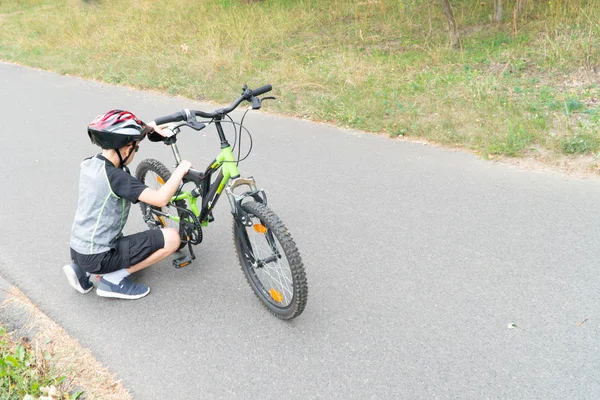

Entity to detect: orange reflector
[253,224,267,234]
[156,176,165,185]
[269,288,283,303]
[157,216,166,227]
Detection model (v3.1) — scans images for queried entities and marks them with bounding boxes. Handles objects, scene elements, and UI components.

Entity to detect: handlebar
[154,112,186,126]
[250,84,272,97]
[152,84,272,126]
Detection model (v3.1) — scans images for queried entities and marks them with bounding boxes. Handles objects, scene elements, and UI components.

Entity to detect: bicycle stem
[214,116,230,149]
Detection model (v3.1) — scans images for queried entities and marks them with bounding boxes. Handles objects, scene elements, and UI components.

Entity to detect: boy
[63,110,191,300]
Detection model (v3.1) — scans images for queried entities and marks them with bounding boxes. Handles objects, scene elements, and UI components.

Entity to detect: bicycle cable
[226,114,237,154]
[231,121,253,164]
[237,108,252,166]
[197,118,254,164]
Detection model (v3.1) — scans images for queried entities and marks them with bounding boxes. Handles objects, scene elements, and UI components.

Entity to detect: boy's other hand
[147,122,174,138]
[138,160,193,207]
[176,160,192,175]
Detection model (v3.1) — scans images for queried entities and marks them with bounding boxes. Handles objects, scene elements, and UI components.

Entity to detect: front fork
[225,176,267,226]
[225,177,280,267]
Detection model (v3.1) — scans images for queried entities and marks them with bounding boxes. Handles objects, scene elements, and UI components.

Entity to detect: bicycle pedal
[173,255,193,269]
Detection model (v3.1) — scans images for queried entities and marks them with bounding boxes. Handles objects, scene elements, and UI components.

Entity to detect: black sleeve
[106,165,148,203]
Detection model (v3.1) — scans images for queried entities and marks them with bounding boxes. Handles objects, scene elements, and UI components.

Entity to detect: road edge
[0,275,133,400]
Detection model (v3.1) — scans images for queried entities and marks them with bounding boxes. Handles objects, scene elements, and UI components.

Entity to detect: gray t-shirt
[70,155,147,255]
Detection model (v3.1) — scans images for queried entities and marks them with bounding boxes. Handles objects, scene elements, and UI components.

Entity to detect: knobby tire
[233,201,308,320]
[135,158,187,250]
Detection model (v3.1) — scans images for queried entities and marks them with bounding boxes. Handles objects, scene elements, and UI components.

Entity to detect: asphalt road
[1,61,600,399]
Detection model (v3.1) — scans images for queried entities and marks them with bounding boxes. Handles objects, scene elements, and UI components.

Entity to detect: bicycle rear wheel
[135,158,187,250]
[233,201,308,320]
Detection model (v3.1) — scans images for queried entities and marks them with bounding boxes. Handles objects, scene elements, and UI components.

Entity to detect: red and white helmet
[87,110,152,149]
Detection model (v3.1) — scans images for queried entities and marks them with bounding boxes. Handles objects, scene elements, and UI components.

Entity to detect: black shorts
[70,230,165,274]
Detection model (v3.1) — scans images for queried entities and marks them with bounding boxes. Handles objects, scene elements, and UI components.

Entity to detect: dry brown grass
[0,0,598,166]
[1,287,132,400]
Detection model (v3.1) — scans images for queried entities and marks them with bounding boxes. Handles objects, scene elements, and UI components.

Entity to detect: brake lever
[187,120,206,131]
[251,96,261,110]
[249,95,277,110]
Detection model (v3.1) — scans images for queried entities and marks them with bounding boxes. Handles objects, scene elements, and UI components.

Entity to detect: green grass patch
[487,124,534,157]
[0,326,73,400]
[0,0,598,158]
[562,133,600,154]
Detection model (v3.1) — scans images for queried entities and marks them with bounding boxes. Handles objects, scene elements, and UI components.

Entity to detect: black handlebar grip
[251,84,272,97]
[154,111,186,126]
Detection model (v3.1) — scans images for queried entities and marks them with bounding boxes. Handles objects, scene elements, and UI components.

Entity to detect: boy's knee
[162,228,180,252]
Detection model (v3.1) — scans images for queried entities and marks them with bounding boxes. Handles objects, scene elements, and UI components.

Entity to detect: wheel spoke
[233,201,307,320]
[145,171,179,230]
[245,215,293,306]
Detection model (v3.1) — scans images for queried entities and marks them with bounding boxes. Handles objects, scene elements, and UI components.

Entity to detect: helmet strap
[116,148,130,168]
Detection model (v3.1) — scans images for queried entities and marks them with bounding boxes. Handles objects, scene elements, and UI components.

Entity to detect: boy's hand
[147,122,175,138]
[176,160,192,176]
[139,159,193,207]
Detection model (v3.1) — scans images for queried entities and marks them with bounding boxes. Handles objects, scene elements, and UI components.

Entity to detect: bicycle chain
[143,203,203,245]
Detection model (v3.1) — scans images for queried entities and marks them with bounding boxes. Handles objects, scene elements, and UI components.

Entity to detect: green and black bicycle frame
[162,115,275,261]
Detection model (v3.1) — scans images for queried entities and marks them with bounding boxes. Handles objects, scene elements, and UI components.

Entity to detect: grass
[0,0,598,162]
[0,325,78,400]
[0,285,132,399]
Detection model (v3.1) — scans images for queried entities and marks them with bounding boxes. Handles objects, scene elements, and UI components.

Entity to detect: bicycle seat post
[169,142,182,165]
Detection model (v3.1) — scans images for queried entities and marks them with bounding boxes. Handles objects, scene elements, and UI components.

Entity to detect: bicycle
[135,84,308,320]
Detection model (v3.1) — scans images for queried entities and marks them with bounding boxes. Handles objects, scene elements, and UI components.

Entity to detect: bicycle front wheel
[233,201,308,320]
[135,158,187,250]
